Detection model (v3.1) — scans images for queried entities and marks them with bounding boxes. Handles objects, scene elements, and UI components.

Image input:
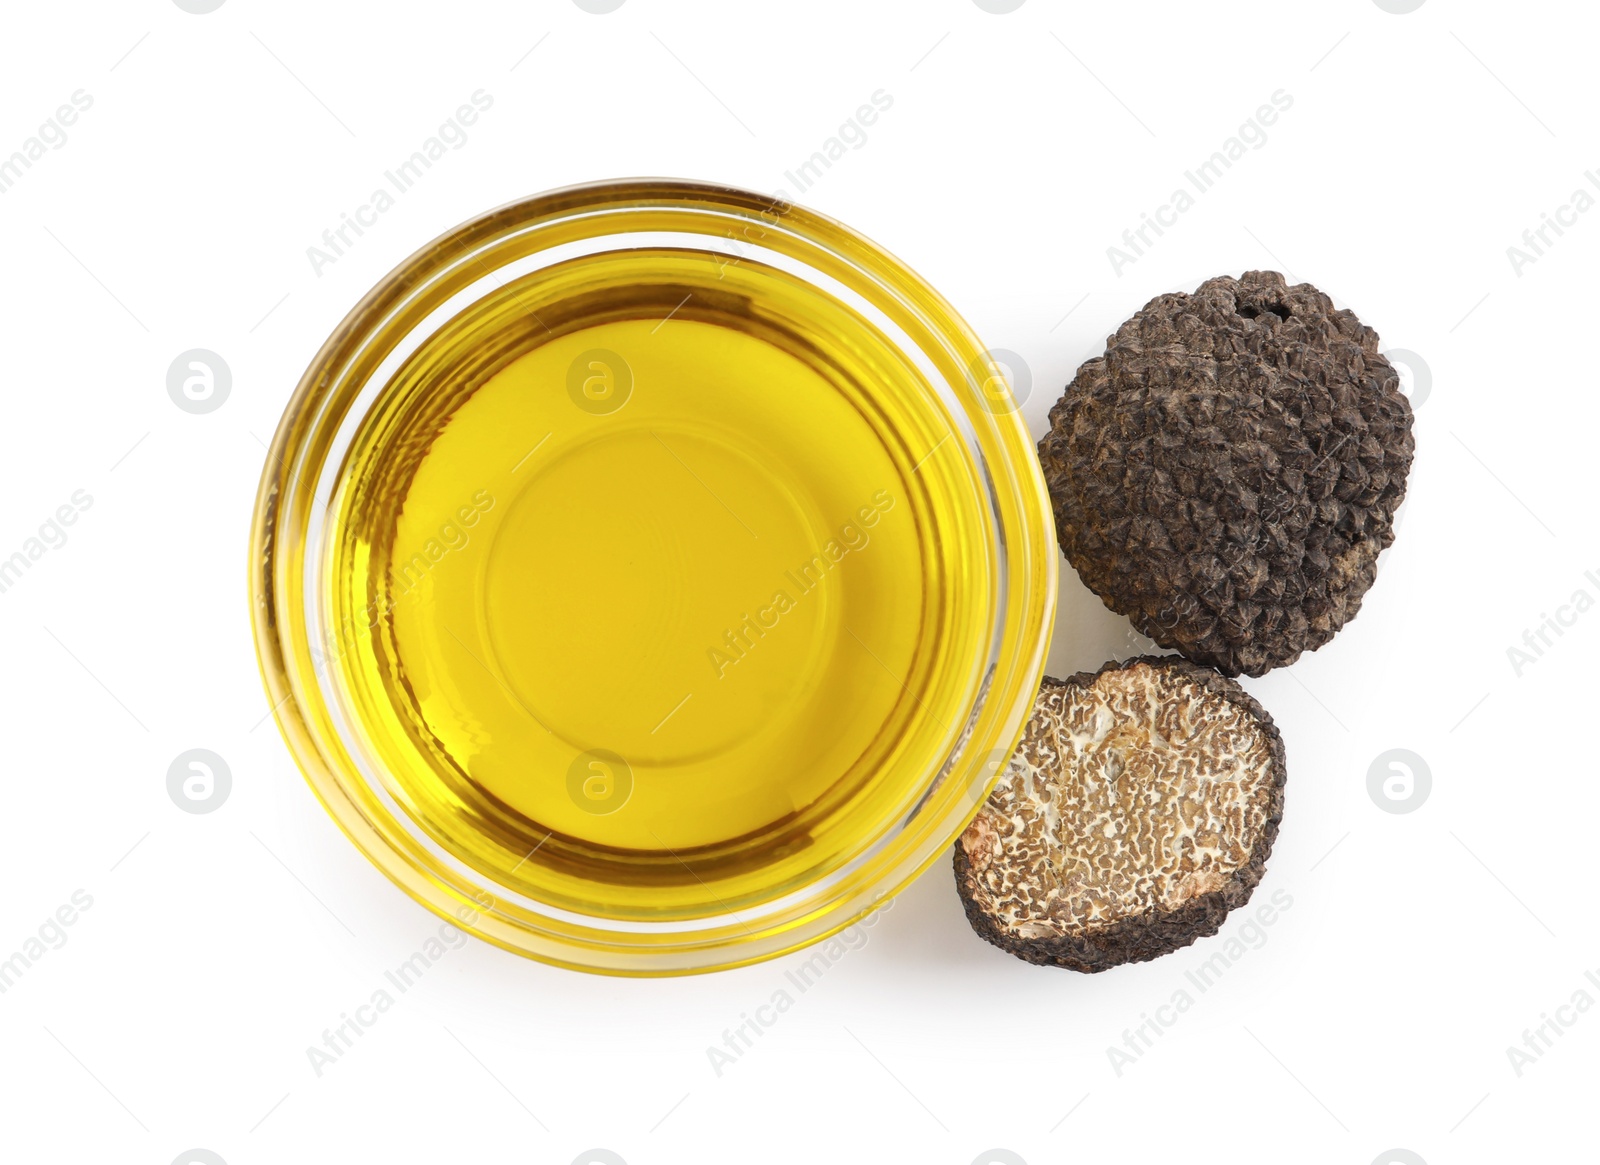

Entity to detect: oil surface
[327,249,992,918]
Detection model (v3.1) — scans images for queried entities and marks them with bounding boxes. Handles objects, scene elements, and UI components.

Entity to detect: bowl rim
[249,177,1058,975]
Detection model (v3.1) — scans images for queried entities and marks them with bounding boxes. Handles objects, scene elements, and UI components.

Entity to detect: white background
[0,2,1594,1163]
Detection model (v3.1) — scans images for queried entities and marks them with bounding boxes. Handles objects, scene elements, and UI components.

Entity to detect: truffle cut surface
[955,657,1285,971]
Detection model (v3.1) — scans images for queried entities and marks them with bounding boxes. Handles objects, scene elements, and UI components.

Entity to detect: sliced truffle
[1038,270,1415,676]
[955,656,1285,972]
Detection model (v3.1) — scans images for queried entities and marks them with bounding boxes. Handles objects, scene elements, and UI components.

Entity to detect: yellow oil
[325,248,992,919]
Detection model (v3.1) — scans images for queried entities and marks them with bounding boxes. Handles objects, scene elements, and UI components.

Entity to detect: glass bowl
[250,179,1056,975]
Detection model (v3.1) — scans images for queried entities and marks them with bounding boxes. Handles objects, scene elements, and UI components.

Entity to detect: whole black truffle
[1038,270,1415,676]
[954,657,1286,972]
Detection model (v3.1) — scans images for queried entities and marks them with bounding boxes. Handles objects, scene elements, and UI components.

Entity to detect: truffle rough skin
[954,657,1285,972]
[1039,270,1415,676]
